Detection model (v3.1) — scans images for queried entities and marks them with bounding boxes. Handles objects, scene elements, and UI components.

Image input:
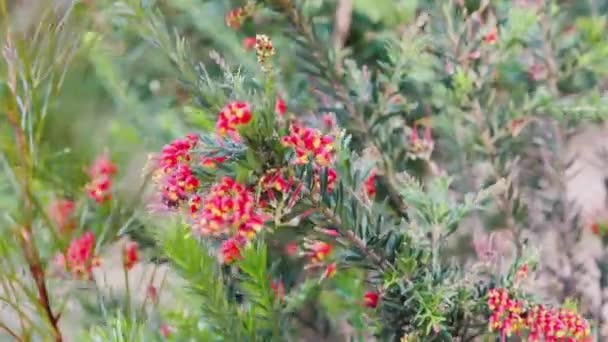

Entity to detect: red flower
[88,154,117,177]
[363,291,379,308]
[313,167,337,193]
[322,113,336,131]
[48,199,75,233]
[123,241,139,270]
[365,170,377,198]
[225,4,254,29]
[285,241,298,256]
[160,324,172,339]
[275,96,286,116]
[86,153,117,204]
[516,264,528,282]
[321,262,337,279]
[216,101,253,141]
[243,36,257,50]
[485,27,498,44]
[303,241,332,265]
[407,121,434,160]
[220,236,243,264]
[201,155,227,169]
[66,231,100,279]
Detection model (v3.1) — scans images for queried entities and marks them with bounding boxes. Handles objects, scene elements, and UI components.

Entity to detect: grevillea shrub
[2,0,608,341]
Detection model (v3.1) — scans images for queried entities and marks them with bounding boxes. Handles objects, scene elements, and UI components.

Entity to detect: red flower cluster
[225,4,254,29]
[152,134,201,209]
[488,288,591,341]
[261,169,293,193]
[160,164,200,208]
[191,177,265,239]
[158,134,198,171]
[123,241,139,270]
[526,306,591,342]
[281,124,334,167]
[86,154,117,204]
[48,199,75,233]
[364,291,380,308]
[488,288,525,337]
[216,101,253,141]
[65,231,100,279]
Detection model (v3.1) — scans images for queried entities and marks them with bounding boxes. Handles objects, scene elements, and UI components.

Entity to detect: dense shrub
[1,0,608,341]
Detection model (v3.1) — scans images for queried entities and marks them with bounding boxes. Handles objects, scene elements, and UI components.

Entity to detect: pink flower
[243,36,257,50]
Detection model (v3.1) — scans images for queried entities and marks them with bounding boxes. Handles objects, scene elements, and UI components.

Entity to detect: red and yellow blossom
[191,177,265,238]
[281,124,335,167]
[216,101,253,141]
[225,3,255,29]
[220,236,244,264]
[487,288,591,341]
[302,240,333,266]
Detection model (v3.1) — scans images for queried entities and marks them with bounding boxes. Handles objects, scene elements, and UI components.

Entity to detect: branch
[312,198,388,270]
[332,0,353,51]
[0,322,22,342]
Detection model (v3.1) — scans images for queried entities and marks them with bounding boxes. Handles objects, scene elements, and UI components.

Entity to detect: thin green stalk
[123,266,131,320]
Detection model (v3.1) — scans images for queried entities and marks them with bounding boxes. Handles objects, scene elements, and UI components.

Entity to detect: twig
[0,322,22,342]
[315,203,388,270]
[331,0,353,51]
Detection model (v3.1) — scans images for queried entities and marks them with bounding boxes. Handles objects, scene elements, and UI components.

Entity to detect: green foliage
[158,223,242,340]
